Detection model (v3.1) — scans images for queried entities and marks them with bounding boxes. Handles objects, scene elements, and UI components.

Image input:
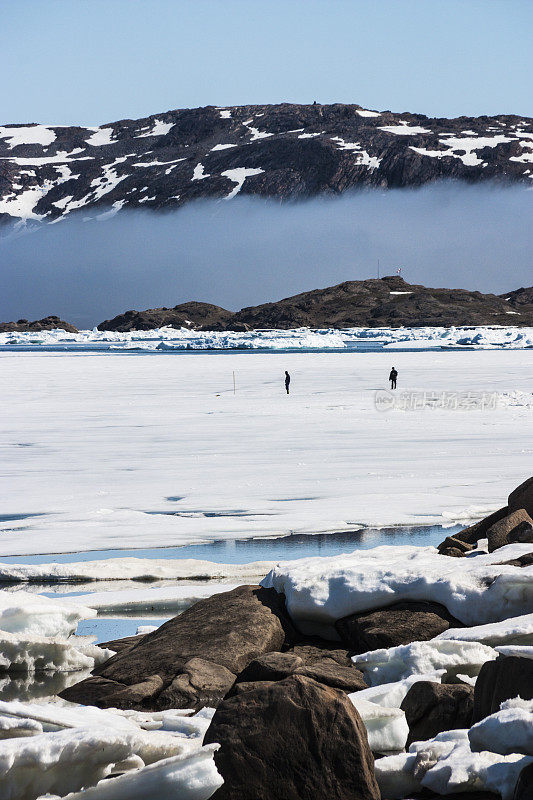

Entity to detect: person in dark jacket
[285,371,291,394]
[389,367,398,389]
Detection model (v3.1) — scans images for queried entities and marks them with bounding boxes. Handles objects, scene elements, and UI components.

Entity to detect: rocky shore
[49,476,533,799]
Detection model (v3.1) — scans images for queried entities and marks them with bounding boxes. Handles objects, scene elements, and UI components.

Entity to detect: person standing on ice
[285,371,291,394]
[389,367,398,389]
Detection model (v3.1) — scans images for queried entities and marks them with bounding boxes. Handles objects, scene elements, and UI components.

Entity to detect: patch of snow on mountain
[85,128,115,147]
[298,132,322,139]
[136,119,174,137]
[356,109,381,117]
[355,151,382,170]
[191,163,210,181]
[378,123,431,135]
[0,125,57,148]
[218,109,232,119]
[411,134,514,166]
[221,167,264,199]
[210,144,237,151]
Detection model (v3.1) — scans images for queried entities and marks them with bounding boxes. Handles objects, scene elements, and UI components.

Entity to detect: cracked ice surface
[0,349,532,556]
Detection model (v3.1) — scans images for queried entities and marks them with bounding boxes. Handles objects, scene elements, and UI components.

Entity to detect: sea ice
[469,698,533,756]
[0,591,95,637]
[435,612,533,647]
[352,640,497,686]
[349,695,409,752]
[0,631,112,674]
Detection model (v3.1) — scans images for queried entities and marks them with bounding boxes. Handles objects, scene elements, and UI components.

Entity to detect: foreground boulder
[61,585,295,710]
[473,656,533,723]
[486,508,533,552]
[335,601,462,652]
[400,681,474,746]
[203,674,380,800]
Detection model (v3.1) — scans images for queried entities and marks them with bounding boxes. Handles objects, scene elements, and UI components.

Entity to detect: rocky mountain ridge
[97,276,533,331]
[1,103,532,225]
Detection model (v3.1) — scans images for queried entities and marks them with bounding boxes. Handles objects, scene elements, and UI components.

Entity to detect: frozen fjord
[0,348,531,556]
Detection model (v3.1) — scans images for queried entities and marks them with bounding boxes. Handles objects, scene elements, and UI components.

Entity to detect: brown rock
[61,585,294,710]
[440,506,509,548]
[400,681,474,746]
[335,601,462,652]
[157,659,236,708]
[486,509,533,552]
[288,643,353,667]
[98,635,143,655]
[226,680,275,698]
[295,659,367,692]
[473,656,533,723]
[437,536,475,554]
[203,675,380,800]
[497,552,533,568]
[236,651,304,683]
[439,547,467,558]
[509,476,533,517]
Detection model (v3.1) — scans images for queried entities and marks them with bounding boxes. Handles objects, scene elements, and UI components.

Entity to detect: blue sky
[1,0,531,126]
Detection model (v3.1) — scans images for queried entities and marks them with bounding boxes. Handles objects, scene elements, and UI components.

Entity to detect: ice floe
[69,583,241,614]
[352,640,497,686]
[0,591,95,637]
[435,612,533,647]
[349,695,409,752]
[469,698,533,756]
[375,729,533,799]
[0,558,277,584]
[0,631,112,674]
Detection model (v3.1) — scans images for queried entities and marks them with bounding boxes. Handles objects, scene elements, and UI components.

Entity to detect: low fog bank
[0,184,531,328]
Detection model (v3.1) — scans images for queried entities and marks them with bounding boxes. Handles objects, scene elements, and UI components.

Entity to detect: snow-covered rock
[262,544,533,635]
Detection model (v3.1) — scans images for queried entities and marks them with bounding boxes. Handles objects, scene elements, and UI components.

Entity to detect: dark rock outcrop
[472,657,533,723]
[486,509,533,552]
[61,584,295,710]
[1,103,532,227]
[400,681,474,746]
[335,601,462,652]
[0,316,78,333]
[203,674,380,800]
[96,278,533,332]
[509,476,533,518]
[97,302,233,332]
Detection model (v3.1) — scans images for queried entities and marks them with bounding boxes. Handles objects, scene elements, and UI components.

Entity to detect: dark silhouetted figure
[285,371,291,394]
[389,367,398,390]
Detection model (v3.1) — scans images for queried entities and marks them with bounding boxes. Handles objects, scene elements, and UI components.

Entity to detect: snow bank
[435,612,533,647]
[262,544,533,633]
[0,591,95,637]
[469,698,533,756]
[0,631,112,674]
[352,640,497,686]
[60,746,223,800]
[0,558,276,583]
[375,729,533,800]
[349,695,408,752]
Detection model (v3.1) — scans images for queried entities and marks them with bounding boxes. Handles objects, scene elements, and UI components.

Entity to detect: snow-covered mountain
[1,103,532,225]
